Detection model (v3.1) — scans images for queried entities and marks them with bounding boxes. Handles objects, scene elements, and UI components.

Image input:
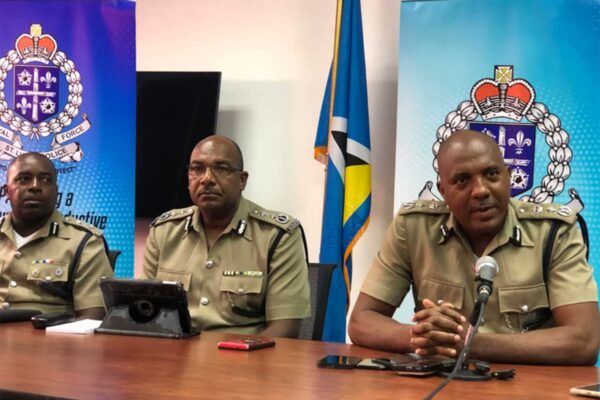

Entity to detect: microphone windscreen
[475,256,499,281]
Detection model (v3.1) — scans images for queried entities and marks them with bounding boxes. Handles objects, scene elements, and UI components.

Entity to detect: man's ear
[240,171,249,191]
[436,181,445,198]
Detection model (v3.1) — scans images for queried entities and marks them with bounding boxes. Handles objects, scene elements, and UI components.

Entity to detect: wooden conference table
[0,323,597,399]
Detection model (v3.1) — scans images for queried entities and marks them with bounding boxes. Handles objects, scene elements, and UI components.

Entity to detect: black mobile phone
[317,355,362,369]
[31,312,75,329]
[372,355,453,376]
[393,358,452,376]
[355,358,389,370]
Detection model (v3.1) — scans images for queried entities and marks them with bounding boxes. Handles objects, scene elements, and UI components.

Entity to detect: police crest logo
[431,65,577,205]
[0,24,91,163]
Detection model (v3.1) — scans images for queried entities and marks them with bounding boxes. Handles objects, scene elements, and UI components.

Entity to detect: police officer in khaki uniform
[142,135,310,337]
[349,130,599,365]
[0,153,113,319]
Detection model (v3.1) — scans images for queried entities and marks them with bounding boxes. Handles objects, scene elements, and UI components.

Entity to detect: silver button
[205,260,214,269]
[31,269,40,278]
[521,305,529,313]
[55,268,63,277]
[2,302,10,309]
[436,299,444,305]
[237,288,244,294]
[200,297,209,306]
[45,276,52,282]
[14,251,21,259]
[9,281,17,288]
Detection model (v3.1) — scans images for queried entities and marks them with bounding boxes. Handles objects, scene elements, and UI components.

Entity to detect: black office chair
[108,250,122,271]
[298,263,336,341]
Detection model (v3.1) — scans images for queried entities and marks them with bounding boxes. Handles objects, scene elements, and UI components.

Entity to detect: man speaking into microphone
[349,130,599,364]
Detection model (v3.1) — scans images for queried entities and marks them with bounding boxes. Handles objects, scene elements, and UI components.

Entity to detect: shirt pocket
[219,275,264,318]
[498,283,551,332]
[27,262,69,284]
[155,269,192,291]
[417,277,464,310]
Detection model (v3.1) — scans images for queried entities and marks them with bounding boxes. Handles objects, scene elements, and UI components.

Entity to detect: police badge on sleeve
[0,24,90,163]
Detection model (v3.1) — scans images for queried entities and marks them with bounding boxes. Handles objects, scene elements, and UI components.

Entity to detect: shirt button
[436,299,444,305]
[55,268,63,277]
[237,288,244,294]
[205,260,214,269]
[521,305,529,313]
[14,251,22,259]
[9,281,17,288]
[2,302,10,309]
[31,269,40,278]
[200,297,209,306]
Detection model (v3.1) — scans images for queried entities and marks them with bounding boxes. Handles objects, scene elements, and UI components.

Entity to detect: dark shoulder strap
[267,229,287,275]
[266,224,310,275]
[542,221,561,285]
[64,232,96,300]
[576,214,590,260]
[543,215,590,284]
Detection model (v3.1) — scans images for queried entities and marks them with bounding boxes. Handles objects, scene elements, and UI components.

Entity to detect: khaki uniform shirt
[0,210,113,313]
[142,197,311,334]
[361,199,598,333]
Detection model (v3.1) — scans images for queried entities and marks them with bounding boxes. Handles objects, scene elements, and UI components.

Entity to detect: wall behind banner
[136,0,400,339]
[395,0,600,322]
[0,0,136,277]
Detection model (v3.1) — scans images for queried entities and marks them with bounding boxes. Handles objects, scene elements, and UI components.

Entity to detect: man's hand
[410,298,467,357]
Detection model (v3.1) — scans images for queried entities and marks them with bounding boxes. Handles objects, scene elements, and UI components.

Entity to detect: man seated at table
[349,129,599,364]
[142,135,310,338]
[0,153,113,319]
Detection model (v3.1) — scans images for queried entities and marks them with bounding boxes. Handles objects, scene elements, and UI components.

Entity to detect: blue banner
[395,0,600,306]
[0,0,136,276]
[315,0,371,342]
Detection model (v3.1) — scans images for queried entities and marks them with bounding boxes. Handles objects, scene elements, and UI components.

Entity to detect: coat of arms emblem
[0,24,91,162]
[425,65,579,208]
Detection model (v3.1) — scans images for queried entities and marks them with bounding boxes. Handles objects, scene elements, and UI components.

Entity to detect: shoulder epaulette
[249,207,300,233]
[63,216,103,236]
[150,206,195,227]
[398,200,450,216]
[513,201,577,224]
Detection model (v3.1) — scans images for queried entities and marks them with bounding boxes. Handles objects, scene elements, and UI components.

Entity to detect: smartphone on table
[372,355,453,376]
[570,384,600,398]
[317,355,363,369]
[217,338,275,351]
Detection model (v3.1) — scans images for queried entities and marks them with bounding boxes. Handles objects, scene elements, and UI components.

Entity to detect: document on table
[46,319,102,334]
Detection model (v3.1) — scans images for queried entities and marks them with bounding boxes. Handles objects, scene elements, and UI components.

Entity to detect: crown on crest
[15,24,57,64]
[471,66,535,121]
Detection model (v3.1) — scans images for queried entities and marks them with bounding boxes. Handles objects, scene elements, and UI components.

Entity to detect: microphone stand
[438,294,491,381]
[423,279,493,400]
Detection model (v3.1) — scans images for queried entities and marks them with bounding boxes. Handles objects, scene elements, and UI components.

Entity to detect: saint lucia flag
[314,0,371,343]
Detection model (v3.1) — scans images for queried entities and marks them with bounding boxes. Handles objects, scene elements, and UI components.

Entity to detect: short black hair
[7,152,56,182]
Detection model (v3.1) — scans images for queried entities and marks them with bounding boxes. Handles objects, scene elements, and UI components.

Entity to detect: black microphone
[475,256,499,304]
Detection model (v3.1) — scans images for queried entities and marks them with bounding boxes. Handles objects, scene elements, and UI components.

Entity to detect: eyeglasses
[187,163,242,179]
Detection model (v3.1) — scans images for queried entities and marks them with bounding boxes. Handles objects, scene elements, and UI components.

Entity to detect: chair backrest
[298,263,336,341]
[108,250,122,271]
